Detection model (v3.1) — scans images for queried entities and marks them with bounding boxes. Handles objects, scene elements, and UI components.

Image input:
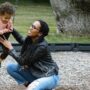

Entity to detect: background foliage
[0,0,90,43]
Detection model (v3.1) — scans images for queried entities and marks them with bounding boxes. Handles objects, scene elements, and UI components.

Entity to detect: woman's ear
[38,32,42,36]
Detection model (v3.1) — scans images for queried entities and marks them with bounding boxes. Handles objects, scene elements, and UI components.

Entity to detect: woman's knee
[7,63,18,74]
[26,81,40,90]
[26,80,52,90]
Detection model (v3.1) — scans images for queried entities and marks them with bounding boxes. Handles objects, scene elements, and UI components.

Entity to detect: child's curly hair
[0,2,15,15]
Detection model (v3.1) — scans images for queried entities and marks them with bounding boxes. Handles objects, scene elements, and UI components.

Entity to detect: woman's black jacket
[9,29,59,78]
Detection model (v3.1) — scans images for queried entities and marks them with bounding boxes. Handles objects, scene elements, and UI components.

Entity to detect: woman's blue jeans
[7,63,59,90]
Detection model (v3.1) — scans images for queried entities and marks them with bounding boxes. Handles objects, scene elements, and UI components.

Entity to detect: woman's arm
[12,28,25,45]
[0,37,25,65]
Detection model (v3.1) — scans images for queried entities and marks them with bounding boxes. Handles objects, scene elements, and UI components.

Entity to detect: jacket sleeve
[9,45,47,66]
[12,28,25,45]
[9,49,25,65]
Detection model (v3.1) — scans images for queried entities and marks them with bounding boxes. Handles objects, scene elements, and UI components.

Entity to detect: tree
[50,0,90,35]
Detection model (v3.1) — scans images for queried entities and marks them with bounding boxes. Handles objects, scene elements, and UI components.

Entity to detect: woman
[0,20,59,90]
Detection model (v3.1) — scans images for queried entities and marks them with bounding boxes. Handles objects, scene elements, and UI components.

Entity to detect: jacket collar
[25,36,44,44]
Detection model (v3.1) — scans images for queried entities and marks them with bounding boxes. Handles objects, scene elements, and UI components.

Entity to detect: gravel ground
[0,51,90,90]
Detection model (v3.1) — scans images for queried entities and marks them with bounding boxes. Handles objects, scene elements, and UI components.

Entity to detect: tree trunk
[50,0,90,35]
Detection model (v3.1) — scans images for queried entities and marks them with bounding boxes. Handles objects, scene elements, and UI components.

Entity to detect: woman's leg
[26,75,59,90]
[7,63,37,85]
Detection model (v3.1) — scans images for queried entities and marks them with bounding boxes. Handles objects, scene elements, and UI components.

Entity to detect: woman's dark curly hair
[38,20,49,37]
[0,2,15,15]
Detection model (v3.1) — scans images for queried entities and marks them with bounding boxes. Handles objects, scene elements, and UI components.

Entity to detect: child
[0,2,15,66]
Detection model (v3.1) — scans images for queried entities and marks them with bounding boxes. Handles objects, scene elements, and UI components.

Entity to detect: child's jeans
[7,63,60,90]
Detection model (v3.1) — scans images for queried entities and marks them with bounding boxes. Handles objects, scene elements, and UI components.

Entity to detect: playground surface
[0,51,90,90]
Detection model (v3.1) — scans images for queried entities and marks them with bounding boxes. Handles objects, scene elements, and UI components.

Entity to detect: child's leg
[0,61,1,68]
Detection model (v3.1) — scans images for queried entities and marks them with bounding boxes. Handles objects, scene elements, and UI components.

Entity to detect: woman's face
[27,21,42,38]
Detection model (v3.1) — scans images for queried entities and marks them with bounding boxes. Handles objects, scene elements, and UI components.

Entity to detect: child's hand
[3,28,12,33]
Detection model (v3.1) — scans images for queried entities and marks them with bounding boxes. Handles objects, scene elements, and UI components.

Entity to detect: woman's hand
[0,37,13,50]
[0,29,12,35]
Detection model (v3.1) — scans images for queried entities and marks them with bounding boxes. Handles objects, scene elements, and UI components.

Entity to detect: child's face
[0,13,12,24]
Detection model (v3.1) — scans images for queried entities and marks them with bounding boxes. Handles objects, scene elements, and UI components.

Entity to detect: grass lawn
[0,1,90,43]
[14,3,56,34]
